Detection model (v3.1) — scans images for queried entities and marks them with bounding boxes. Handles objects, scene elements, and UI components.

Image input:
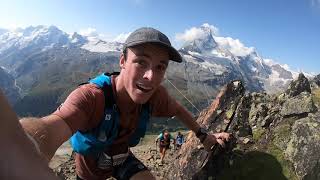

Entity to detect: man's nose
[143,69,154,80]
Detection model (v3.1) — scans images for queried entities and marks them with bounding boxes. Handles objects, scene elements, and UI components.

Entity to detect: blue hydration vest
[70,73,150,156]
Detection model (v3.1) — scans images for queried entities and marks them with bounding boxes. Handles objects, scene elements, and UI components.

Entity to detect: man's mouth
[136,83,153,93]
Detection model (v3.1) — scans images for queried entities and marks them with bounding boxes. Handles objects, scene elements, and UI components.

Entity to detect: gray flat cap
[123,27,182,63]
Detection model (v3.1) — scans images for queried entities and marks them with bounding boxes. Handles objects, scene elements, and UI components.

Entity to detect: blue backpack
[70,72,151,156]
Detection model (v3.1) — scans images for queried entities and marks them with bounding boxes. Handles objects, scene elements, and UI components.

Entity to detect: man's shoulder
[76,83,104,96]
[79,83,101,90]
[63,83,105,107]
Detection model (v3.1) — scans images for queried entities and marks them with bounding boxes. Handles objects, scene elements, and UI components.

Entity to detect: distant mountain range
[0,25,314,116]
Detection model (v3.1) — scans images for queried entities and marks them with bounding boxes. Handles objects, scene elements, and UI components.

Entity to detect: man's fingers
[203,133,232,151]
[215,132,230,141]
[216,138,225,148]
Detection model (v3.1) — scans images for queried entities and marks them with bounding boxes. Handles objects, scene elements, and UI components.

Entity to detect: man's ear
[119,53,125,69]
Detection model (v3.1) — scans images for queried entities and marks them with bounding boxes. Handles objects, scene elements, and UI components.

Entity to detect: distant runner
[156,130,175,164]
[175,132,184,150]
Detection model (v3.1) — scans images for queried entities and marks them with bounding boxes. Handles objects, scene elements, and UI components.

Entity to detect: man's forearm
[20,117,52,161]
[20,115,72,162]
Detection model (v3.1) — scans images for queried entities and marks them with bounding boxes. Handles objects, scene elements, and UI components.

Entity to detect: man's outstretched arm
[0,90,59,179]
[19,84,99,162]
[20,114,72,162]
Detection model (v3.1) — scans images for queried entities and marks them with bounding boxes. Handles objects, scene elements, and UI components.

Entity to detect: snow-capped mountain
[181,25,218,54]
[0,26,69,53]
[0,25,121,56]
[81,36,123,53]
[0,26,122,76]
[0,24,308,115]
[175,24,298,94]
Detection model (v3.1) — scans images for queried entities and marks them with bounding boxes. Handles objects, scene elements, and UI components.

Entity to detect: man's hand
[202,132,230,151]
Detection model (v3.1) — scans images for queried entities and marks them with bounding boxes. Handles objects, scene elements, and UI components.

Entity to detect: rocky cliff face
[167,73,320,180]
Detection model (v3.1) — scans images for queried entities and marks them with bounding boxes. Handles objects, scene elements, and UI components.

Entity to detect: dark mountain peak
[70,32,88,45]
[180,25,217,54]
[285,73,311,97]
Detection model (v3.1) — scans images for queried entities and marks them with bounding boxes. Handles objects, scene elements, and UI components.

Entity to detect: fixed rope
[166,78,201,113]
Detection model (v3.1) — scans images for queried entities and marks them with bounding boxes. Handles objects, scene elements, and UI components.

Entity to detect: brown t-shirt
[53,76,179,179]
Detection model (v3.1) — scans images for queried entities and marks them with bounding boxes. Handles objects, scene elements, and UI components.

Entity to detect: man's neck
[114,75,138,113]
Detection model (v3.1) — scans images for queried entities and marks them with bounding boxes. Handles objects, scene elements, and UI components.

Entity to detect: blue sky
[0,0,320,74]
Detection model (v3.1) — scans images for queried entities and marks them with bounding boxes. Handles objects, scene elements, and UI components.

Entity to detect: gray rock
[281,93,317,117]
[285,117,320,179]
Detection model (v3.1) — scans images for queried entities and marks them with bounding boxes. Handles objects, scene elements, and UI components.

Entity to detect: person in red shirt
[1,27,231,180]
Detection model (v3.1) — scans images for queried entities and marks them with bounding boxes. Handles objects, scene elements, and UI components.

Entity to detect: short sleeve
[52,84,105,133]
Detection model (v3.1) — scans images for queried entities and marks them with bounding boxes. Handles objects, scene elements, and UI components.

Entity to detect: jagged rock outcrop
[285,73,311,98]
[167,73,320,180]
[281,73,317,117]
[167,80,246,179]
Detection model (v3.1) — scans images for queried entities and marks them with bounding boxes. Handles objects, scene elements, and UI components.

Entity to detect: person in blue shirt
[175,132,184,150]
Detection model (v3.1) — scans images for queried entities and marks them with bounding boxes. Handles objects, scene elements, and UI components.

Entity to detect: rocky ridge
[167,73,319,180]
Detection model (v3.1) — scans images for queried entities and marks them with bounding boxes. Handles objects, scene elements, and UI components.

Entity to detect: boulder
[248,93,281,128]
[285,117,320,179]
[280,92,317,117]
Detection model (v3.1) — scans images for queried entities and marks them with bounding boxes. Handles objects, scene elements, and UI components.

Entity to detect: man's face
[120,43,169,104]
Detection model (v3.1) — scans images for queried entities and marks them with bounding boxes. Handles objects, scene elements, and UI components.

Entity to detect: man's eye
[137,60,147,66]
[157,65,166,72]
